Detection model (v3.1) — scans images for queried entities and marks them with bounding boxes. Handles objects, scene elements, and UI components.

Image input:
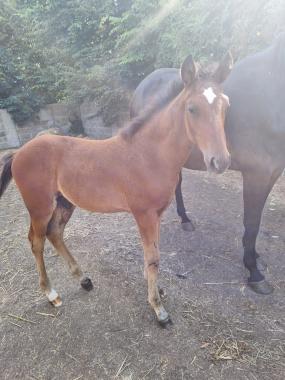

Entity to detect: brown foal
[0,55,231,325]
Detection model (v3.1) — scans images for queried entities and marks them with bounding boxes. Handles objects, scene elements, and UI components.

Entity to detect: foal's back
[11,135,131,214]
[11,133,175,215]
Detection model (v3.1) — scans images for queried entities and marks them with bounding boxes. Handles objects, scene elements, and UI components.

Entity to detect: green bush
[1,0,284,125]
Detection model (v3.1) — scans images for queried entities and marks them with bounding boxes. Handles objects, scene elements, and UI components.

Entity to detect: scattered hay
[182,298,285,370]
[206,335,250,362]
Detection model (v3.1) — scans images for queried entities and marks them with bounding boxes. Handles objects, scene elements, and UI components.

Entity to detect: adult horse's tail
[0,152,14,198]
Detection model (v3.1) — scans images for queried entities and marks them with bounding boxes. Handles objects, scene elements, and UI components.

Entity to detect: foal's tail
[0,152,14,198]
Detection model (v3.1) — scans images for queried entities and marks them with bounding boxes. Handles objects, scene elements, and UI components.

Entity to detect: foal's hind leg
[28,221,62,307]
[46,195,93,291]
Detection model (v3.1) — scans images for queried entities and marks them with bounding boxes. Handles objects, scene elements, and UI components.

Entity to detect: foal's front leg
[134,210,171,326]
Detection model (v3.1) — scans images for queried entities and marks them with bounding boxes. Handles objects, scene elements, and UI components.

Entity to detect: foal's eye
[188,105,197,115]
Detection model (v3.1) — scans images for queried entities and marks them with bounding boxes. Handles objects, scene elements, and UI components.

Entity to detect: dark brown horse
[0,55,231,325]
[131,34,285,295]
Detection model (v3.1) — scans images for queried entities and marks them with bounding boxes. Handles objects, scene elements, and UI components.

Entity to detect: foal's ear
[180,55,197,87]
[213,51,233,83]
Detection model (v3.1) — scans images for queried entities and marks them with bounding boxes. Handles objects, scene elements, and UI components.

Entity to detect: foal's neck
[135,91,193,172]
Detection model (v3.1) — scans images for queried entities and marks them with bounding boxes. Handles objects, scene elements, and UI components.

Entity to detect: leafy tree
[1,0,284,126]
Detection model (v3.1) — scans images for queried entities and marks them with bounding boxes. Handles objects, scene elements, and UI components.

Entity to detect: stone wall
[79,100,112,139]
[0,101,128,150]
[0,110,20,149]
[17,104,81,145]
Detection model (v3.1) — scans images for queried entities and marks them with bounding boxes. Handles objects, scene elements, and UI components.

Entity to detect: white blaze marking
[47,288,59,302]
[203,87,217,104]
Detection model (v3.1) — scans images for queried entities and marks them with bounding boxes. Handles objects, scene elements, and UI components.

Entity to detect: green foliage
[0,1,65,123]
[0,0,284,125]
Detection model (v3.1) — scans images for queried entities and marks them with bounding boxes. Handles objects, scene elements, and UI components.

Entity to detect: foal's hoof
[156,308,172,328]
[158,316,173,328]
[256,257,267,272]
[181,221,195,232]
[51,296,63,307]
[81,277,93,291]
[248,280,274,295]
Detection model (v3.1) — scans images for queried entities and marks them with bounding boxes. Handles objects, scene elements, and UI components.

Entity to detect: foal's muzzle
[206,154,231,174]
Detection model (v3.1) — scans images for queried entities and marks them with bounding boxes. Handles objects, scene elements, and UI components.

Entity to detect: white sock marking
[203,87,217,104]
[157,306,169,322]
[47,288,59,302]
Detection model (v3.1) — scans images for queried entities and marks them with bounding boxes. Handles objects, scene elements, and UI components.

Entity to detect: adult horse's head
[180,52,233,173]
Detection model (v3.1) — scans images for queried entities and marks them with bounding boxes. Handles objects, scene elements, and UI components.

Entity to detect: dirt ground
[0,156,284,379]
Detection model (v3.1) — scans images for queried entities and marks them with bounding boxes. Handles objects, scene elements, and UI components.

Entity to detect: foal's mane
[120,90,180,140]
[120,96,169,140]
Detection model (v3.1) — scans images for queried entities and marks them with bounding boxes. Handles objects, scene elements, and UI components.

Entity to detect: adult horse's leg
[242,167,283,294]
[46,196,93,291]
[175,171,195,231]
[28,220,62,306]
[135,210,171,326]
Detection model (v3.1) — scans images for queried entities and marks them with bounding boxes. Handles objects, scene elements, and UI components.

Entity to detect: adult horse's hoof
[81,277,93,291]
[158,316,173,328]
[256,257,267,271]
[181,221,195,232]
[248,279,274,295]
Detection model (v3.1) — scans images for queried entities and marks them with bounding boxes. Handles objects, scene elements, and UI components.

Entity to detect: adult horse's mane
[120,67,213,140]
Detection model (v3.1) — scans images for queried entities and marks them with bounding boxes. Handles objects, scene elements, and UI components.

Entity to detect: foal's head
[180,53,233,173]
